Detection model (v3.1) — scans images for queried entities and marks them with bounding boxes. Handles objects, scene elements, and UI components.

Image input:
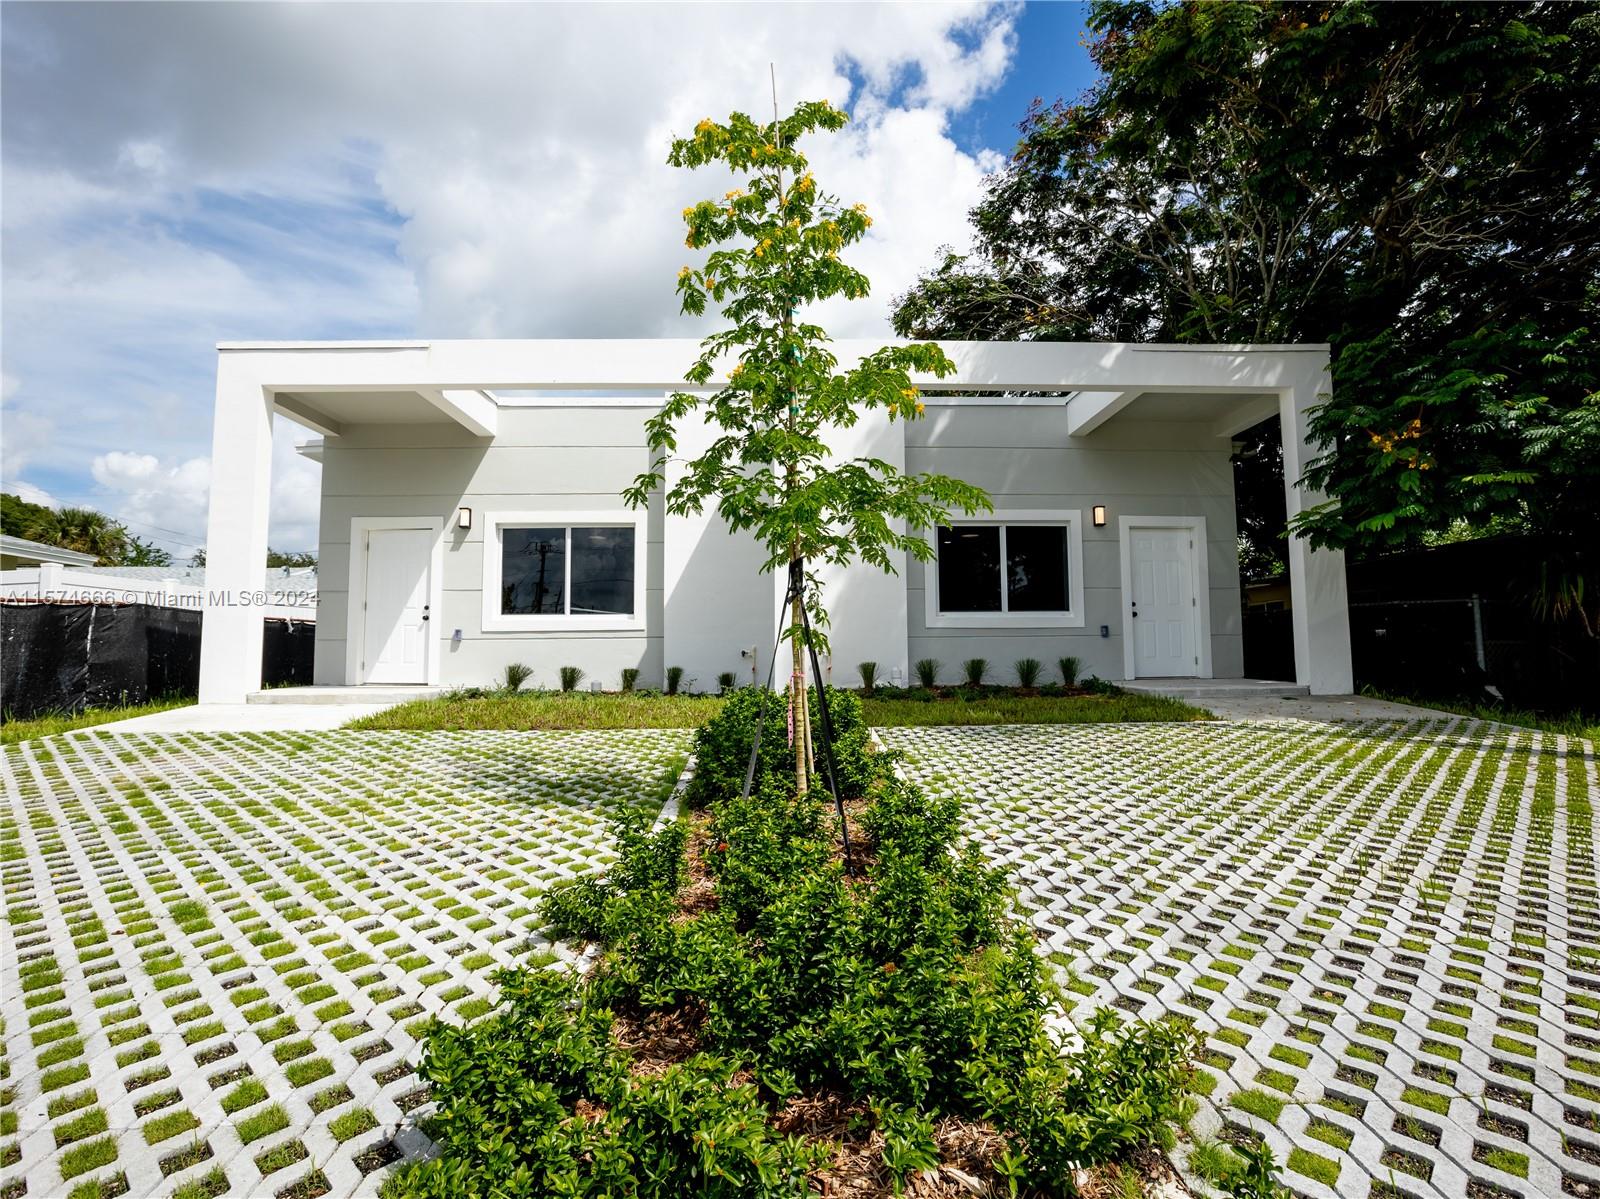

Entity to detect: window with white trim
[928,512,1084,627]
[501,525,635,616]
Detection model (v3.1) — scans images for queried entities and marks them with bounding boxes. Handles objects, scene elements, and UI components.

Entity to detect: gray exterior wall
[313,407,662,690]
[312,402,1241,690]
[904,407,1241,685]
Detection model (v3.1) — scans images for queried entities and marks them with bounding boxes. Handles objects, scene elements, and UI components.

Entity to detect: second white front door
[1129,526,1199,678]
[363,527,432,684]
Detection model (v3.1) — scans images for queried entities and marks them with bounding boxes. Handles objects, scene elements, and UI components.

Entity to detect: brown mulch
[610,1003,706,1075]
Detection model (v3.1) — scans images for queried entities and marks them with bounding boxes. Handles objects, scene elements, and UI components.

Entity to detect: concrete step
[246,686,444,706]
[1121,678,1309,701]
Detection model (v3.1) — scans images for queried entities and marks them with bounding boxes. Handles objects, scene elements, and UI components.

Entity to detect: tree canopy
[626,99,989,788]
[894,1,1599,620]
[1,492,172,567]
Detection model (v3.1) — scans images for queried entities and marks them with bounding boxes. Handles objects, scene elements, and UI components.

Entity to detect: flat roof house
[196,339,1353,703]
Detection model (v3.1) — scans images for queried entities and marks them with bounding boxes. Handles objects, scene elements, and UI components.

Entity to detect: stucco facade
[197,339,1353,701]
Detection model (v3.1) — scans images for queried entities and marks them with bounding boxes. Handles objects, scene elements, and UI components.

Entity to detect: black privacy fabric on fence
[1,603,316,717]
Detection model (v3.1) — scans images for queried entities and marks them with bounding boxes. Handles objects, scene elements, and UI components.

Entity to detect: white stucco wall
[313,407,664,691]
[903,407,1242,685]
[312,401,1242,692]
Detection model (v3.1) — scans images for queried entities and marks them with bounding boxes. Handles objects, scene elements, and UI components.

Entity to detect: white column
[1279,367,1353,694]
[197,353,274,703]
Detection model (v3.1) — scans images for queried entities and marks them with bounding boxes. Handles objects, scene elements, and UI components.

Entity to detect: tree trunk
[791,565,808,795]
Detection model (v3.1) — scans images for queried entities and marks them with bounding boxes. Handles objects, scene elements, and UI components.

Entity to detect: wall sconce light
[1092,504,1107,527]
[457,506,473,530]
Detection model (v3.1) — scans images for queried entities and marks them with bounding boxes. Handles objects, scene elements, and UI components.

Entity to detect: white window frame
[925,509,1085,629]
[482,510,647,633]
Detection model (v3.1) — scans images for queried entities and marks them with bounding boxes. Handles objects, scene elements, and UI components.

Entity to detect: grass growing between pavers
[0,697,193,744]
[881,717,1598,1198]
[1,728,692,1198]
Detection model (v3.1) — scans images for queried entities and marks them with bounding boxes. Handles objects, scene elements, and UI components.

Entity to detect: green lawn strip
[1,697,193,744]
[344,685,1211,731]
[345,691,724,730]
[862,691,1211,727]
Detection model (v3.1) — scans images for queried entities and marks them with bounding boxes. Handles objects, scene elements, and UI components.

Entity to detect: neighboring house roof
[73,565,318,592]
[0,534,98,567]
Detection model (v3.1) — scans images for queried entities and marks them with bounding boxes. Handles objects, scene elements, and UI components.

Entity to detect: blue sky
[0,2,1096,559]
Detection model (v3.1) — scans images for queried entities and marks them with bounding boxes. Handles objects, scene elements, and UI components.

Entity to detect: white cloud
[10,480,57,508]
[3,2,1019,564]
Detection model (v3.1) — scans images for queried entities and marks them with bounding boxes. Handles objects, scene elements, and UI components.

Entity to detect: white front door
[362,528,432,684]
[1129,527,1199,677]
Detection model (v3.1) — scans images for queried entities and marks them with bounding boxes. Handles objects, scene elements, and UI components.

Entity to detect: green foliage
[893,1,1600,615]
[620,667,640,692]
[914,658,941,689]
[385,968,819,1199]
[534,730,1196,1192]
[1014,658,1041,688]
[542,808,687,943]
[624,99,989,696]
[682,685,874,809]
[666,666,685,696]
[717,671,737,693]
[962,658,988,687]
[857,661,878,695]
[1058,656,1081,687]
[559,666,586,693]
[501,663,533,693]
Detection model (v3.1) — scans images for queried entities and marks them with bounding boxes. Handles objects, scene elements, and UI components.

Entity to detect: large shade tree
[626,100,989,791]
[894,0,1600,628]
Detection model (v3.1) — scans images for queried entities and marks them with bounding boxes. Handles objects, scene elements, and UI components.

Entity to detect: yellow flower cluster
[725,189,742,201]
[695,118,716,135]
[796,173,815,194]
[1368,417,1424,454]
[678,266,692,282]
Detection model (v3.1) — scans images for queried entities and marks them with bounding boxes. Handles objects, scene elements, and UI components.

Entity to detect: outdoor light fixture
[1092,505,1107,527]
[457,506,473,530]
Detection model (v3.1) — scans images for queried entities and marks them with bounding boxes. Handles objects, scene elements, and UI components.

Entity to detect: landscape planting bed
[0,729,689,1199]
[880,718,1600,1199]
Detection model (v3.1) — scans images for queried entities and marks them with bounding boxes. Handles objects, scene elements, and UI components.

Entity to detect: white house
[196,339,1352,703]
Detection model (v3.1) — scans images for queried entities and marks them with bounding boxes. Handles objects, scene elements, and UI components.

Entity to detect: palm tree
[52,507,129,565]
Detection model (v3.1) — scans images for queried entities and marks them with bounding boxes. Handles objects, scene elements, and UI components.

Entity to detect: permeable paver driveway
[881,718,1600,1199]
[1,729,689,1199]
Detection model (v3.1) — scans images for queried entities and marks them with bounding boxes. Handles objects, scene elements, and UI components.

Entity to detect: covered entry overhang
[199,338,1352,702]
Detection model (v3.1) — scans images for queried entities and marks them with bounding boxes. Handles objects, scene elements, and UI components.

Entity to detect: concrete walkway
[83,703,394,733]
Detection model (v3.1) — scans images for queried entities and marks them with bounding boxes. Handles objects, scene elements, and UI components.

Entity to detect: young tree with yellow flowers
[625,99,989,794]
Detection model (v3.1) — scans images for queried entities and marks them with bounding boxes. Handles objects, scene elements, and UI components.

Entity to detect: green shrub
[914,658,941,688]
[385,970,819,1199]
[717,671,737,693]
[412,659,1200,1195]
[1058,655,1081,686]
[682,686,876,809]
[501,663,532,693]
[858,661,878,694]
[559,666,585,692]
[1014,658,1041,688]
[666,665,685,695]
[962,658,988,686]
[620,667,640,692]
